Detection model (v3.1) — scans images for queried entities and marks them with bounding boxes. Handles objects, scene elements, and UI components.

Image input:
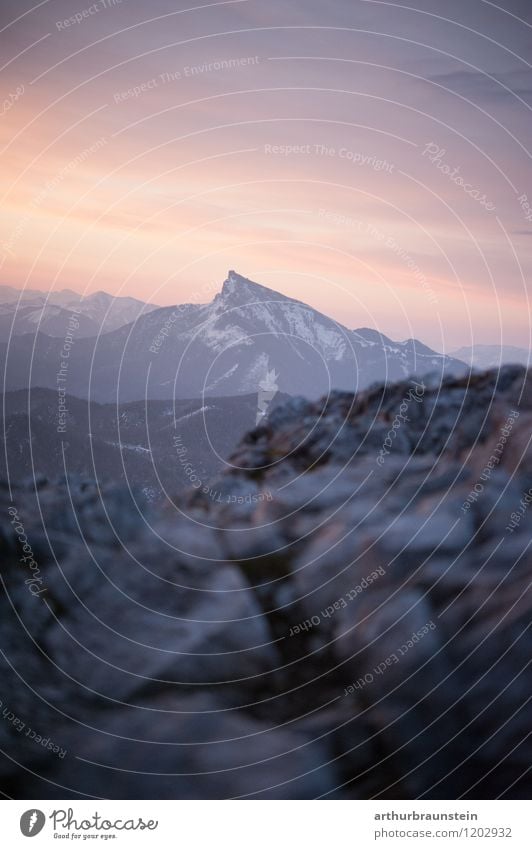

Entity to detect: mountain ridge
[0,270,467,401]
[0,286,161,339]
[451,344,531,369]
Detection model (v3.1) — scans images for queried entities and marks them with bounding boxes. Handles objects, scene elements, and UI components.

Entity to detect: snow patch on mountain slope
[104,441,151,454]
[205,363,239,392]
[191,317,252,353]
[175,405,215,423]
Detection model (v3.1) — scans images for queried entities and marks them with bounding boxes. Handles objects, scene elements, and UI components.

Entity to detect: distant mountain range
[451,344,531,369]
[0,285,160,340]
[0,271,467,401]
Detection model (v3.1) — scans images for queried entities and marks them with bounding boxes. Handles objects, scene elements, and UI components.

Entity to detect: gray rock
[1,366,531,799]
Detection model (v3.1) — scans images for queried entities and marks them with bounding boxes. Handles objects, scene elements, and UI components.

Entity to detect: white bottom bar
[1,800,529,848]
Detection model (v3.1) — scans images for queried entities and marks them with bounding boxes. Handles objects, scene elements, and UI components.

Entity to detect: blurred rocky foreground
[0,366,531,799]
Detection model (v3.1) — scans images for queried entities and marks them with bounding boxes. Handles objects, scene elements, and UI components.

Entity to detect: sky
[0,0,531,351]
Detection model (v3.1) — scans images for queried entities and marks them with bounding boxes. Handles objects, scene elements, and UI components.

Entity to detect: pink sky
[0,0,531,350]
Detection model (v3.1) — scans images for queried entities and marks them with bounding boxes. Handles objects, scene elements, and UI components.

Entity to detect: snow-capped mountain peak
[0,271,468,402]
[218,270,292,305]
